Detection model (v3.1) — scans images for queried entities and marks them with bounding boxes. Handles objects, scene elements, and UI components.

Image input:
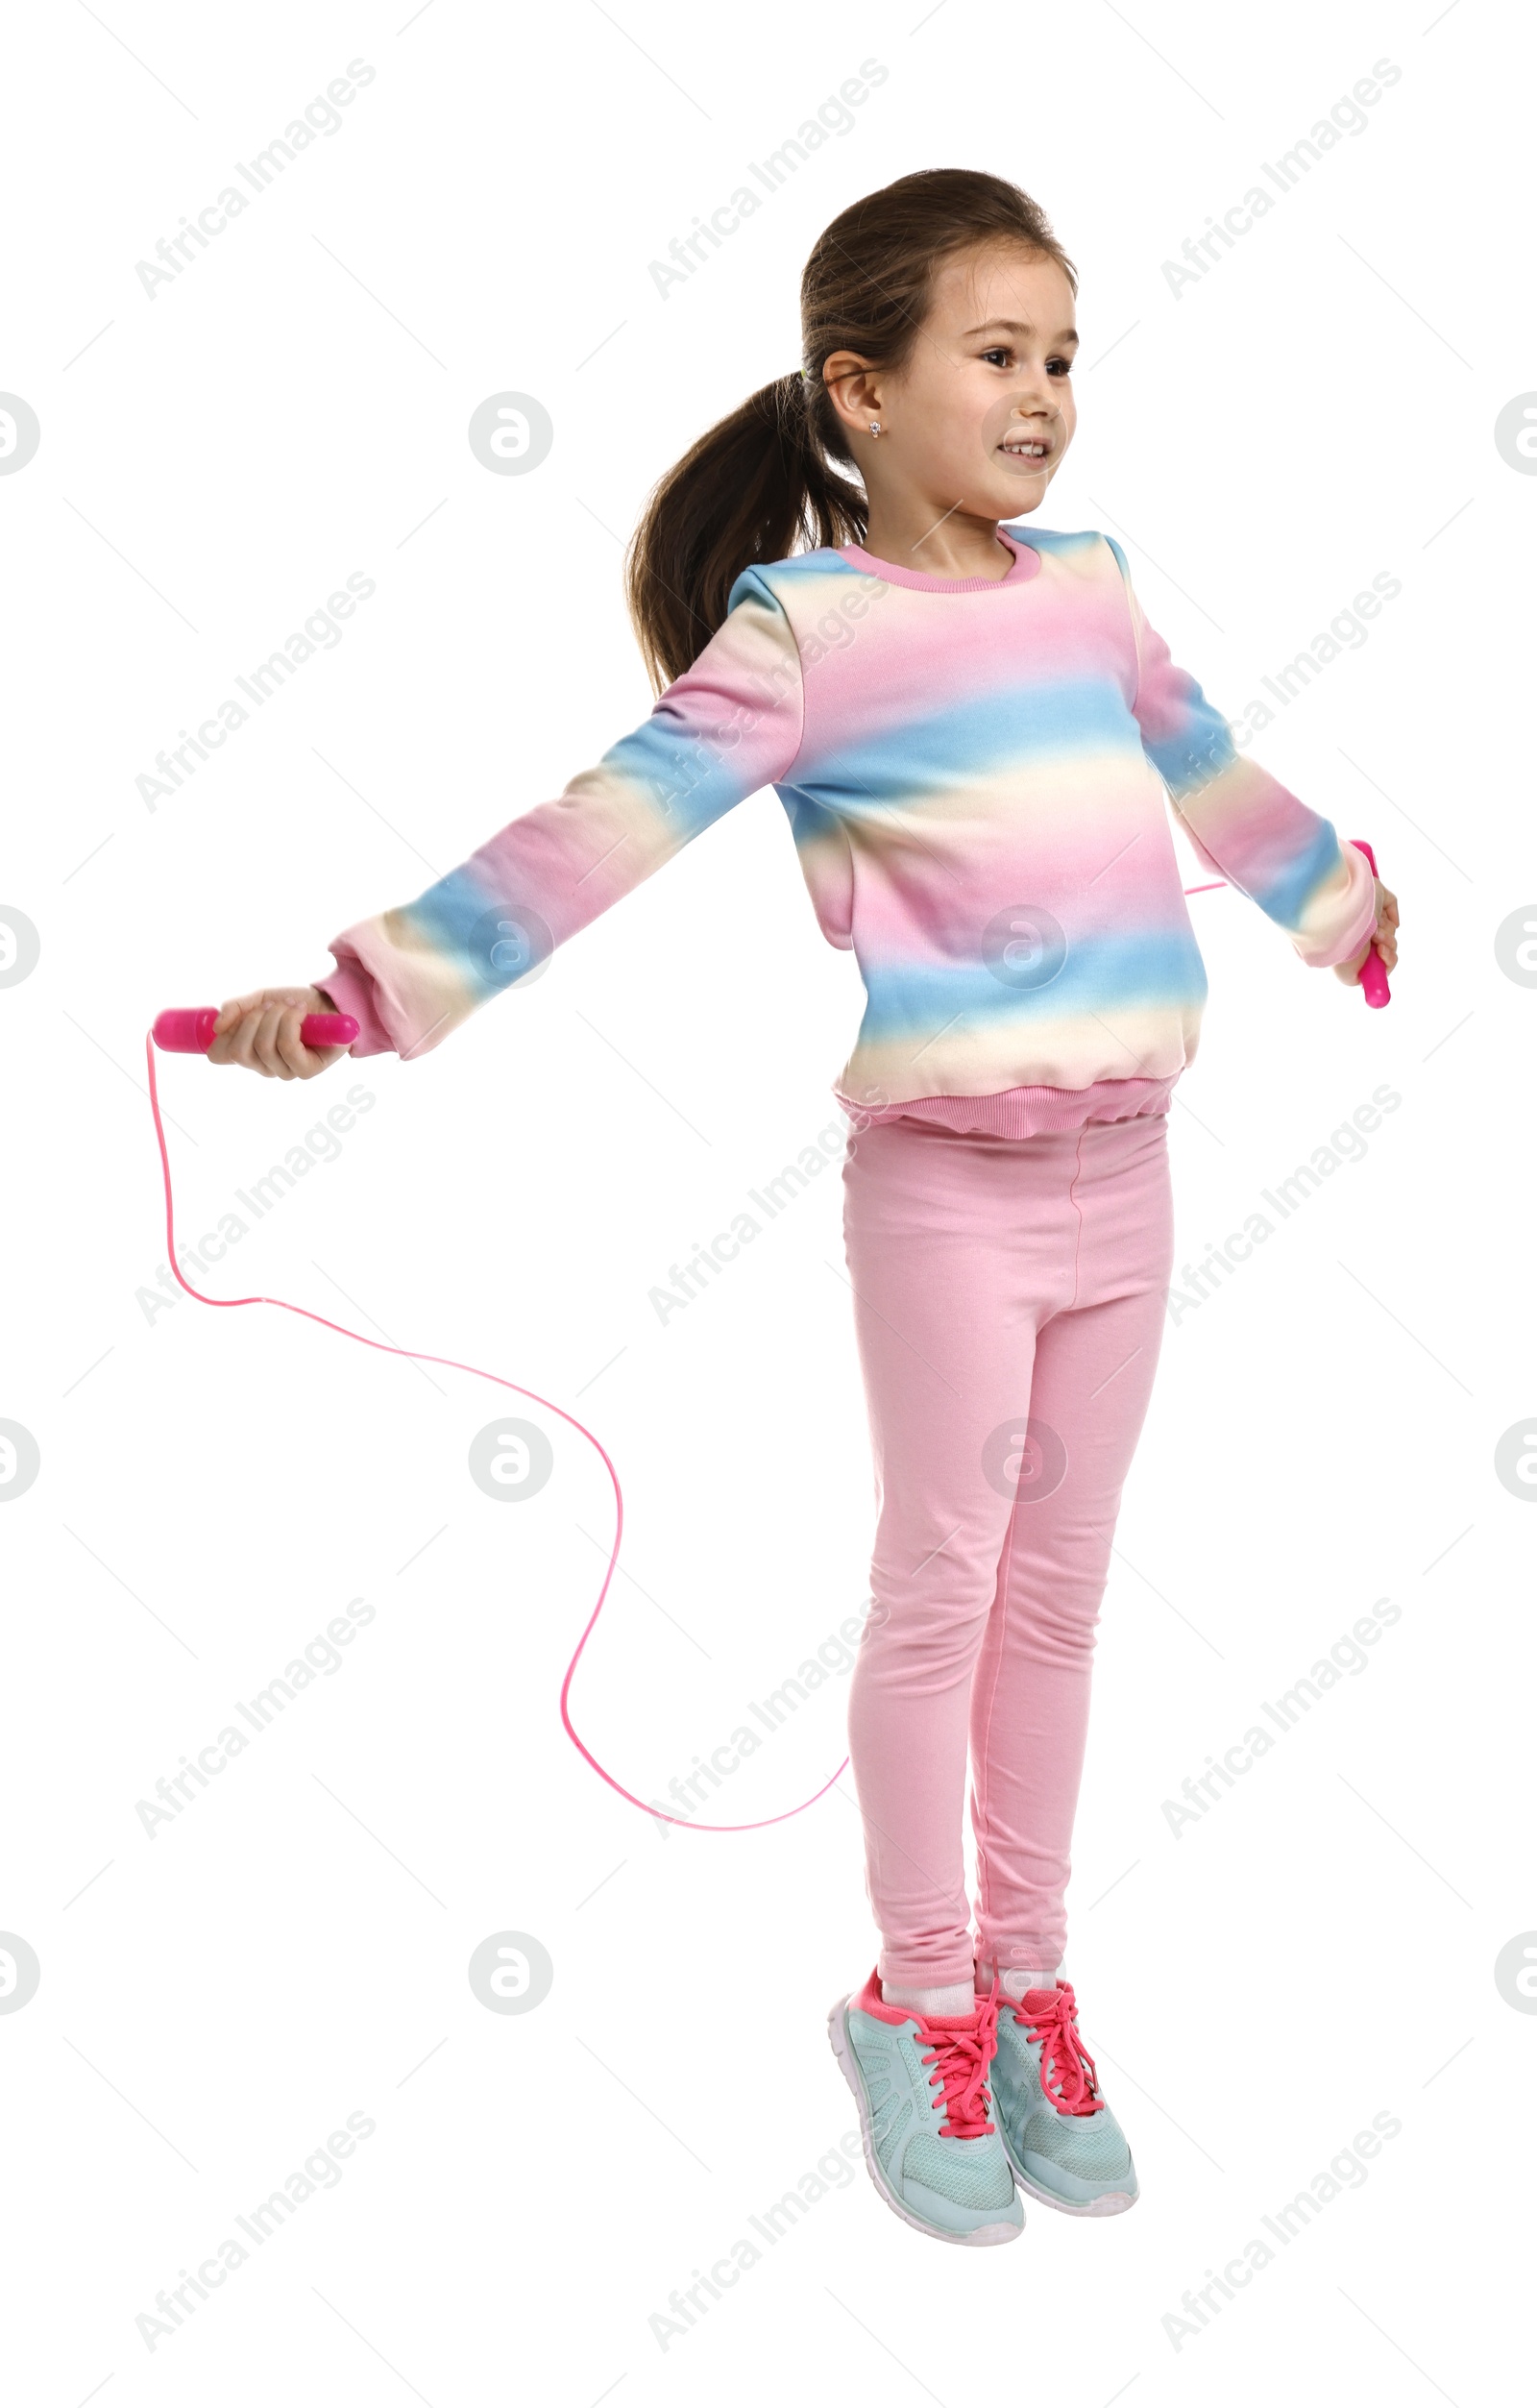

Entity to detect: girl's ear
[822,353,882,441]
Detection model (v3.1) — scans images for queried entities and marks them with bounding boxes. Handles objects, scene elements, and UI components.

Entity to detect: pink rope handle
[143,1031,848,1834]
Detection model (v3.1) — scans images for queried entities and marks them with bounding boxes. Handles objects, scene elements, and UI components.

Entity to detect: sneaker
[828,1970,1024,2246]
[988,1978,1138,2215]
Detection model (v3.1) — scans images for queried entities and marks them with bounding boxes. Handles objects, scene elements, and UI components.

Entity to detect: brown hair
[623,167,1077,692]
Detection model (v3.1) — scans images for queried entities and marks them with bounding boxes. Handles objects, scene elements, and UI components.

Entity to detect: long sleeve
[1105,536,1378,971]
[316,572,805,1058]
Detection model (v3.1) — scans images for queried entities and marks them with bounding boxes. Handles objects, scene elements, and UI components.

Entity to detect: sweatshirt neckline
[837,528,1040,592]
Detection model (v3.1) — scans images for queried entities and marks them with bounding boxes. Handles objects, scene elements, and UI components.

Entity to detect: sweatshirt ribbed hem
[834,1073,1177,1142]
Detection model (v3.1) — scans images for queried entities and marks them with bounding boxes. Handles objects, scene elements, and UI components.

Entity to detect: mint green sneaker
[988,1978,1138,2216]
[828,1969,1024,2246]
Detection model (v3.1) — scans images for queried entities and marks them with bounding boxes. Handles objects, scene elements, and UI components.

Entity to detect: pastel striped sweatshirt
[316,524,1377,1136]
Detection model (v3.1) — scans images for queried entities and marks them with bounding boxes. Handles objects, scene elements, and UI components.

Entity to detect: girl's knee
[859,1588,995,1681]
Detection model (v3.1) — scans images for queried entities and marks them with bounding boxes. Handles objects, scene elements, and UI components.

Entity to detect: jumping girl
[207,169,1400,2248]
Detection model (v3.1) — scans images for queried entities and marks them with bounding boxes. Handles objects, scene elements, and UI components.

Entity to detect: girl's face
[831,241,1079,522]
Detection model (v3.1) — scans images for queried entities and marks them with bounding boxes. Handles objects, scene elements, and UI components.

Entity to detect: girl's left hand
[1334,876,1400,987]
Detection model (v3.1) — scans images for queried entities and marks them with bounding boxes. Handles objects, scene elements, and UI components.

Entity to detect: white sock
[977,1963,1061,2001]
[1001,1965,1060,2002]
[881,1978,976,2018]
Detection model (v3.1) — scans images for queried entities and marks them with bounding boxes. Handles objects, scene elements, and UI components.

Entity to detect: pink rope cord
[144,1033,849,1833]
[142,882,1227,1836]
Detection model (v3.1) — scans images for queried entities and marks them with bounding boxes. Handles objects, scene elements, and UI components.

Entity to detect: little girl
[210,168,1399,2248]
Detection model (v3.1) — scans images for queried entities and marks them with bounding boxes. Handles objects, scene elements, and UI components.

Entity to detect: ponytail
[623,373,866,695]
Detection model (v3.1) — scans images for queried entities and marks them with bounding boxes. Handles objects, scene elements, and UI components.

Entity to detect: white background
[2,1,1531,2400]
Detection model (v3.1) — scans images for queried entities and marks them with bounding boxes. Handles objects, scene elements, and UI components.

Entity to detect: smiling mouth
[999,438,1052,462]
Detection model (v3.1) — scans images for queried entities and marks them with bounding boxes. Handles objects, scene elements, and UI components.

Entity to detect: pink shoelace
[915,1980,1002,2139]
[1014,1979,1104,2118]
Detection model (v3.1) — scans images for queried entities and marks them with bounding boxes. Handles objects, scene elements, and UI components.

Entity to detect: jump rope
[146,839,1389,1835]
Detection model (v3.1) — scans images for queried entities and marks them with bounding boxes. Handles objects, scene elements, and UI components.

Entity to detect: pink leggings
[841,1109,1175,1988]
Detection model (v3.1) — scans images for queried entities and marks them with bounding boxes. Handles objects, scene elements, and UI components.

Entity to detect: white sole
[826,1996,1024,2248]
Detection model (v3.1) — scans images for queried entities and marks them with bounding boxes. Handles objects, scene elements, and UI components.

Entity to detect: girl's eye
[980,348,1075,376]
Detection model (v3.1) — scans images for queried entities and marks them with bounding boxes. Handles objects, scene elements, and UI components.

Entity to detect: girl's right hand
[207,985,350,1079]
